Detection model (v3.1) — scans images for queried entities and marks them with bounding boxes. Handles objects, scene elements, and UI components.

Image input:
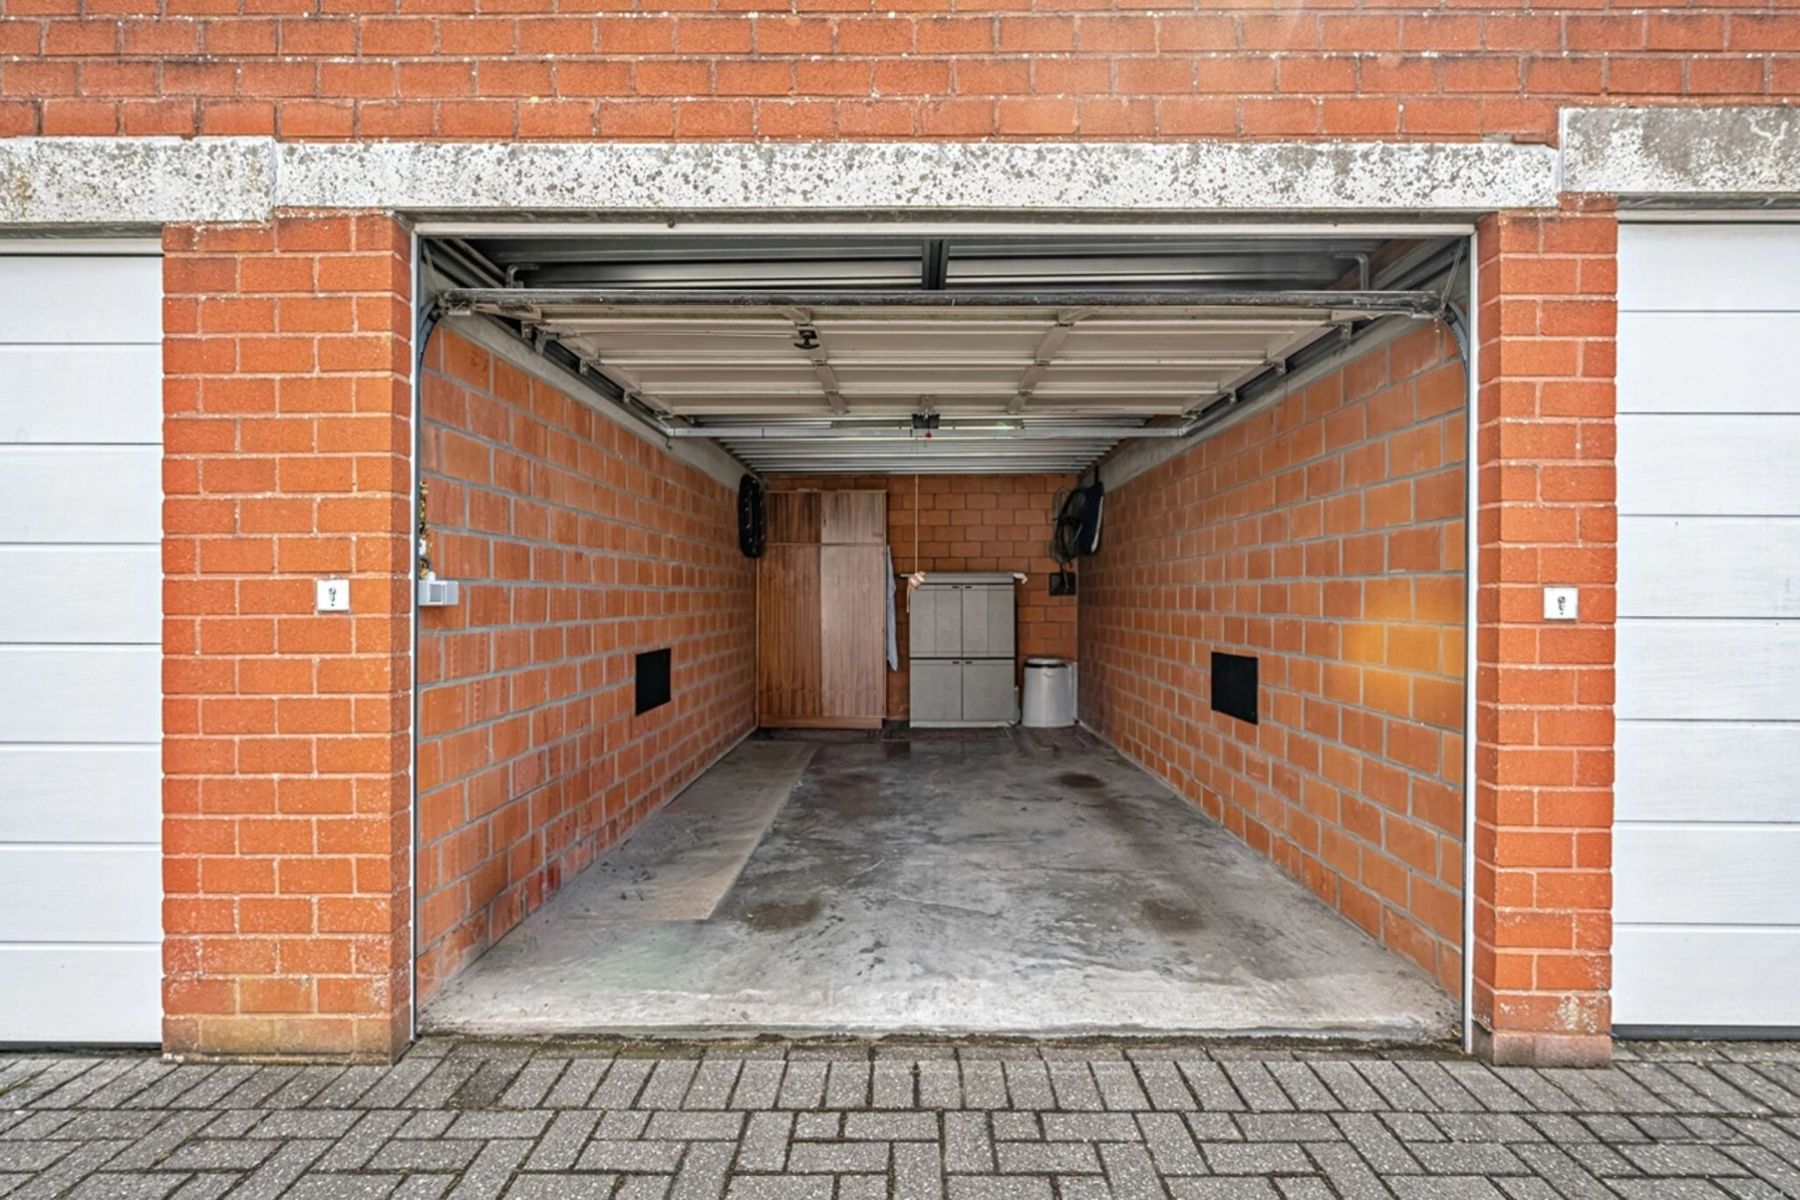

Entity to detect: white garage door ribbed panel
[0,247,162,1046]
[1615,221,1800,1032]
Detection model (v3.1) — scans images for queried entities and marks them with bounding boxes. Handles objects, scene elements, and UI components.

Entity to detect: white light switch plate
[1543,586,1579,621]
[316,578,351,613]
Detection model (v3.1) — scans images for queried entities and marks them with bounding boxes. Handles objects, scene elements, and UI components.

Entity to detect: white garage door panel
[0,255,162,343]
[1616,220,1800,1033]
[1616,621,1800,721]
[1615,929,1800,1028]
[0,947,162,1045]
[1616,415,1800,516]
[0,847,162,942]
[1619,224,1800,311]
[1618,312,1800,413]
[1616,828,1800,924]
[0,747,161,843]
[0,345,163,443]
[0,647,159,743]
[0,247,162,1046]
[0,448,162,543]
[1617,518,1800,618]
[0,548,161,643]
[1617,722,1800,823]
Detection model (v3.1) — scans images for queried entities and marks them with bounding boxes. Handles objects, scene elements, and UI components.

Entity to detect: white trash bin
[1021,657,1076,728]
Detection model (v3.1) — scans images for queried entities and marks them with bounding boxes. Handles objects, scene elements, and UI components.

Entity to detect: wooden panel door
[822,490,886,544]
[767,490,822,545]
[820,544,886,725]
[756,543,821,724]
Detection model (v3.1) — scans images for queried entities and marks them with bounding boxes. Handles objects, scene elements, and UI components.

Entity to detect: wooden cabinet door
[756,544,821,723]
[820,544,886,722]
[822,490,886,544]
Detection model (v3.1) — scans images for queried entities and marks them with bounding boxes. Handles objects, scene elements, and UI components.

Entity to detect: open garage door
[411,224,1471,1041]
[428,230,1458,475]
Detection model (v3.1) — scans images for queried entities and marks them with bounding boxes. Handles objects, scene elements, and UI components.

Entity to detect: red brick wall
[162,213,414,1059]
[1079,324,1467,997]
[1471,200,1617,1066]
[7,8,1799,143]
[766,474,1075,719]
[414,330,755,1004]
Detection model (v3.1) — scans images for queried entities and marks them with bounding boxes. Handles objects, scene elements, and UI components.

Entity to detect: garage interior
[408,225,1471,1041]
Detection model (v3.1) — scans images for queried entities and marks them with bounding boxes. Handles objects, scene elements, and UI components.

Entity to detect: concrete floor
[422,729,1456,1041]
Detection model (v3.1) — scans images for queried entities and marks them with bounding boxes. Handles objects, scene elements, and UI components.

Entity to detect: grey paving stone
[1136,1113,1206,1176]
[726,1177,833,1200]
[734,1061,787,1111]
[989,1113,1039,1142]
[685,1060,742,1111]
[994,1142,1100,1174]
[894,1142,944,1200]
[738,1112,795,1172]
[793,1112,839,1140]
[1099,1142,1168,1198]
[786,1142,889,1173]
[778,1064,829,1111]
[646,1111,744,1140]
[578,1140,686,1173]
[946,1178,1053,1200]
[673,1140,734,1200]
[945,1112,994,1173]
[280,1173,403,1200]
[524,1110,597,1171]
[844,1112,936,1141]
[504,1175,618,1200]
[872,1062,916,1110]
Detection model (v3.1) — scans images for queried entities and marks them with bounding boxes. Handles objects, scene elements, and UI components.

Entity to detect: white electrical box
[417,577,461,608]
[1543,586,1579,621]
[315,579,351,613]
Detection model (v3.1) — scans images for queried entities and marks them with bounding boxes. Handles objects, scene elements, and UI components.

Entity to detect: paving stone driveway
[3,1039,1800,1198]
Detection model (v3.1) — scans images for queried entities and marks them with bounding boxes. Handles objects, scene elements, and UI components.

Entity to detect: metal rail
[439,287,1445,317]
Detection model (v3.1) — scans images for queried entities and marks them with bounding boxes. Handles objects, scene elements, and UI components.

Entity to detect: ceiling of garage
[427,232,1456,475]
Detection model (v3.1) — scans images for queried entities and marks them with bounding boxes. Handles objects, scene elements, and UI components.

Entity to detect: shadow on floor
[421,729,1457,1042]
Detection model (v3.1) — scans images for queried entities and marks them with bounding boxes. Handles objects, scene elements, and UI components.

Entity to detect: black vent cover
[635,648,672,715]
[1210,652,1258,725]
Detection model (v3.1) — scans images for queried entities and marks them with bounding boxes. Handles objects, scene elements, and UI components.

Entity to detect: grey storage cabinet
[908,575,1017,727]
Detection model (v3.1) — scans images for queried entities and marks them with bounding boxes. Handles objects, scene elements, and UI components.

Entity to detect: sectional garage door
[1614,221,1800,1032]
[0,245,163,1043]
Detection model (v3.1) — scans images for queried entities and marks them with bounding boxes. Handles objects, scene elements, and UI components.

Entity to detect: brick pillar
[162,213,414,1059]
[1470,199,1617,1067]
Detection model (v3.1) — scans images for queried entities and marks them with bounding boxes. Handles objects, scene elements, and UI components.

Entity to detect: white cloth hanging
[885,544,900,670]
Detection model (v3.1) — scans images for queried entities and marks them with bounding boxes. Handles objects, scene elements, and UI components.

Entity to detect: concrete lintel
[0,137,274,226]
[276,140,1558,214]
[1562,107,1800,198]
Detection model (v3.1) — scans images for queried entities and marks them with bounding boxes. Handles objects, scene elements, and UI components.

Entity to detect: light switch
[1543,586,1579,621]
[316,578,351,613]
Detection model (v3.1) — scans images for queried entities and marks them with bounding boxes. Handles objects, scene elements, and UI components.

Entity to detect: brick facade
[1080,324,1469,999]
[1470,200,1618,1067]
[6,9,1800,141]
[766,475,1076,720]
[161,213,415,1059]
[413,331,756,1004]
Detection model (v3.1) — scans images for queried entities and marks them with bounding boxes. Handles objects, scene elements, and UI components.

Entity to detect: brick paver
[2,1040,1798,1198]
